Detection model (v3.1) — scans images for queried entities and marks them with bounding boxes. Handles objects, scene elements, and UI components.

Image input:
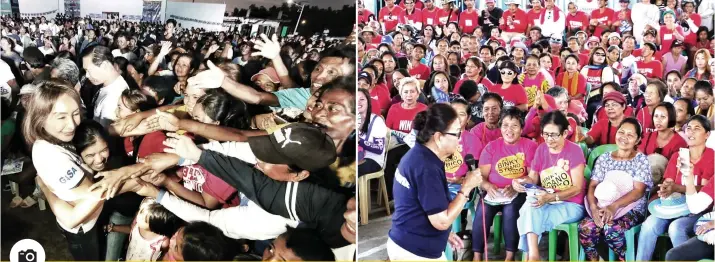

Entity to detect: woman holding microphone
[387,103,482,260]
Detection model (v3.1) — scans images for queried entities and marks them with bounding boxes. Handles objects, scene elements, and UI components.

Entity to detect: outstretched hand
[251,34,281,60]
[186,60,224,89]
[147,109,180,132]
[163,132,202,163]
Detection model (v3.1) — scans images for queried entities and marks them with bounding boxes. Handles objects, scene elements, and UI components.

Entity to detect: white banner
[18,0,59,18]
[80,0,143,21]
[165,1,226,31]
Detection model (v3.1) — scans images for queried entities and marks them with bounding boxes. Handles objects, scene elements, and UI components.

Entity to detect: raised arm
[148,43,172,76]
[253,34,298,89]
[187,60,280,106]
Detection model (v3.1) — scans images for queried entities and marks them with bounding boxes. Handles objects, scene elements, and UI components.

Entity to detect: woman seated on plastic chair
[577,117,653,261]
[357,88,387,175]
[637,115,714,261]
[512,111,587,261]
[471,108,537,261]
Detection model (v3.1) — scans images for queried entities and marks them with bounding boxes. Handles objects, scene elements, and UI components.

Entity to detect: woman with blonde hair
[386,77,429,135]
[685,49,714,81]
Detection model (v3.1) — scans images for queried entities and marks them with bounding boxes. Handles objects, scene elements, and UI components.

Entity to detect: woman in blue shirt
[387,103,482,260]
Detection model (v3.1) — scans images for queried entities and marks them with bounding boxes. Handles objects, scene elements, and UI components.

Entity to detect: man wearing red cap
[379,0,403,32]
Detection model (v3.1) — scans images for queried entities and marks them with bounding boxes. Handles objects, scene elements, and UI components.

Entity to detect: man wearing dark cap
[149,123,355,252]
[635,42,663,79]
[582,89,628,147]
[408,43,430,80]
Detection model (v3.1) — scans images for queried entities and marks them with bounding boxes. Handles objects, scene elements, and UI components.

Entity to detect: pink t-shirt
[520,72,550,108]
[480,138,538,188]
[445,129,482,178]
[531,141,587,205]
[469,123,503,160]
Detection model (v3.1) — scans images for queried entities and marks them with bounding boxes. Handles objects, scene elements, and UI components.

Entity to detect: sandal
[9,196,23,208]
[20,196,37,208]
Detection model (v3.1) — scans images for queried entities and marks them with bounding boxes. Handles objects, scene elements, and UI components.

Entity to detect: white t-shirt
[126,198,166,261]
[0,60,15,103]
[32,140,102,233]
[362,114,387,168]
[93,76,129,127]
[39,46,54,56]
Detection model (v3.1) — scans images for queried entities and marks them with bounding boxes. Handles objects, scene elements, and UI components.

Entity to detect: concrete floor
[357,194,554,261]
[1,189,73,260]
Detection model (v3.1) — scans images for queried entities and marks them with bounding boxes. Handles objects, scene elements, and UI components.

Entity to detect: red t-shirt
[638,131,687,159]
[664,148,715,187]
[635,107,656,133]
[438,8,459,25]
[659,25,686,53]
[409,63,431,80]
[489,84,528,108]
[636,60,663,79]
[500,9,529,34]
[399,9,423,27]
[379,5,404,32]
[453,77,494,95]
[590,8,616,37]
[587,119,618,146]
[458,9,480,34]
[526,8,542,28]
[358,9,374,25]
[370,86,391,115]
[124,131,170,159]
[566,11,589,32]
[385,103,428,133]
[421,7,442,26]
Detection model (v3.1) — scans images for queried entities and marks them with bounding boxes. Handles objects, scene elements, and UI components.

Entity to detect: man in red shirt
[565,2,589,36]
[358,1,374,25]
[408,44,431,80]
[526,0,543,29]
[632,30,660,62]
[589,0,615,38]
[420,0,441,27]
[438,0,459,25]
[379,0,403,33]
[458,0,480,34]
[399,0,423,30]
[500,0,528,43]
[636,42,663,79]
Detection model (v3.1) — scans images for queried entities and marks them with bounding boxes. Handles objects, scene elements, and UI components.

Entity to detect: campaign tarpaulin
[18,0,58,18]
[165,1,226,31]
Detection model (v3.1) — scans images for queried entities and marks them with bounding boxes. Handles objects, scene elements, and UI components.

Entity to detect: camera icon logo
[10,239,45,262]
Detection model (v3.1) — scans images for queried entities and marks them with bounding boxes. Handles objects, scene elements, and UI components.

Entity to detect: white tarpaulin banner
[165,1,226,31]
[80,0,143,21]
[18,0,59,18]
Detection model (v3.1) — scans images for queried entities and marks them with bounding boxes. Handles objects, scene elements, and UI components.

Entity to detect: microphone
[465,154,483,197]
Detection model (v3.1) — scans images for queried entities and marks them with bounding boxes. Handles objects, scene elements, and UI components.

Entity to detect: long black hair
[413,103,458,144]
[195,89,250,130]
[358,88,372,134]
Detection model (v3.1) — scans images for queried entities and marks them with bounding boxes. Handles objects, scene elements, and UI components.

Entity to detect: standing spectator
[631,0,661,44]
[589,0,616,38]
[536,0,565,39]
[379,0,403,33]
[479,0,503,39]
[81,45,128,128]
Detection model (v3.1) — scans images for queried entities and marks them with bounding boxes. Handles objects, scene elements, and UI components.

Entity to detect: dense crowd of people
[1,11,357,261]
[357,0,715,261]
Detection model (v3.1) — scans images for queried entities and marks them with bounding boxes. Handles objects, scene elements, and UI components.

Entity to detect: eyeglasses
[500,70,515,76]
[542,132,562,140]
[594,52,606,57]
[443,131,462,138]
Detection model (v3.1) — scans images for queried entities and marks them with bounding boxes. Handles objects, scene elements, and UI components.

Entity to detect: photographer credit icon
[10,239,45,262]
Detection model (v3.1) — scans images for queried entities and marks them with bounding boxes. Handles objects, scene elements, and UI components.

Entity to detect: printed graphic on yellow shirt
[445,144,464,173]
[522,80,551,107]
[495,153,526,179]
[540,159,573,190]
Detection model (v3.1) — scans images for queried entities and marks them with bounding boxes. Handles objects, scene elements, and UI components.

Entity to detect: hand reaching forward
[163,132,202,163]
[251,34,281,60]
[186,60,224,89]
[147,109,180,132]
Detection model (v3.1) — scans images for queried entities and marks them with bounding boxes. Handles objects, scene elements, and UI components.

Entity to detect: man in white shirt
[110,33,138,62]
[0,60,17,104]
[81,45,128,128]
[537,0,566,39]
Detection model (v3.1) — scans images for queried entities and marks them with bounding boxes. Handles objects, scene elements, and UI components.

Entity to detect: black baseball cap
[248,123,337,172]
[358,71,373,85]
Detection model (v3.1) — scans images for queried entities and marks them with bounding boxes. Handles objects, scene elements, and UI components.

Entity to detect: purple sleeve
[416,166,450,215]
[359,136,385,154]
